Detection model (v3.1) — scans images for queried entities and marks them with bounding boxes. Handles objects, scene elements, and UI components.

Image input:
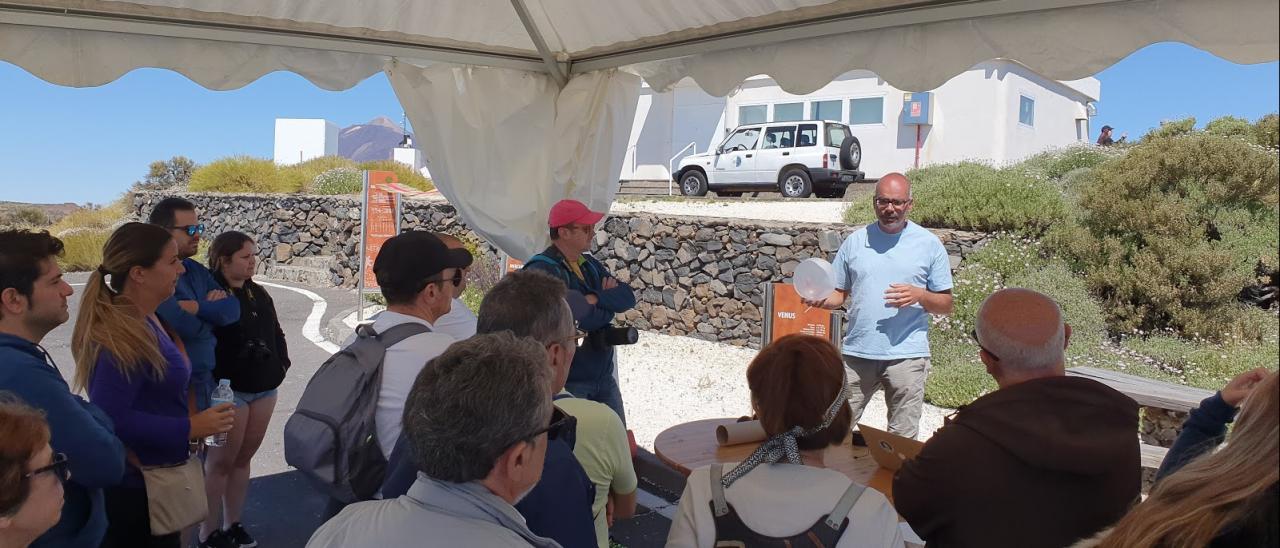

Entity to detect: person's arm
[19,366,126,487]
[605,409,638,521]
[264,288,291,370]
[594,279,636,313]
[87,353,191,454]
[193,269,240,326]
[802,234,853,310]
[884,286,953,314]
[893,423,962,541]
[156,295,207,340]
[1156,368,1268,480]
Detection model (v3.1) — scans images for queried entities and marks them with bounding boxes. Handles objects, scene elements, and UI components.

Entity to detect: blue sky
[1,41,1276,205]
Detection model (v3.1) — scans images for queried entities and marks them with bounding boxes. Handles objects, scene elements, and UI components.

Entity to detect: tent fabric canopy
[3,0,1276,258]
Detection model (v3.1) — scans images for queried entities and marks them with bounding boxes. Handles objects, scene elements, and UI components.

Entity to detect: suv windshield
[826,123,851,148]
[721,127,761,152]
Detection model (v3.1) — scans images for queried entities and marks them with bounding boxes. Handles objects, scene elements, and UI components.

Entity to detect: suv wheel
[779,169,813,198]
[839,136,862,171]
[680,171,708,197]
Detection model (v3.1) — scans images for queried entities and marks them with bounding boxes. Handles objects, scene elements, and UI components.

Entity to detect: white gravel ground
[617,332,949,450]
[610,199,849,224]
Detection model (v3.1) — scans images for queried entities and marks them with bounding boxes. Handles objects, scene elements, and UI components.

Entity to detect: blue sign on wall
[902,92,934,125]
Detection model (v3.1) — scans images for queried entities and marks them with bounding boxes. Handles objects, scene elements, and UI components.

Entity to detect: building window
[739,105,767,125]
[1019,95,1035,126]
[810,100,841,121]
[849,97,883,125]
[773,102,803,122]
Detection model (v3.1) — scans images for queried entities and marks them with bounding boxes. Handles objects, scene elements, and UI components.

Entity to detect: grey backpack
[283,322,430,502]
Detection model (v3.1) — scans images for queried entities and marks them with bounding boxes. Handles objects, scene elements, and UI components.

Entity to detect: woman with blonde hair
[0,396,67,548]
[1075,368,1279,548]
[71,222,235,548]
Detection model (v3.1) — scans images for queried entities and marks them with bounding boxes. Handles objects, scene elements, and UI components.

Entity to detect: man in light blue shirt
[804,173,953,438]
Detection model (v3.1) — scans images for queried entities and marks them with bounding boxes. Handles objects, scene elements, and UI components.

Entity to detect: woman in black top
[198,232,290,548]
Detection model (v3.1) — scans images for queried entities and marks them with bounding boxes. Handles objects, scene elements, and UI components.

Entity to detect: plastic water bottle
[207,379,235,447]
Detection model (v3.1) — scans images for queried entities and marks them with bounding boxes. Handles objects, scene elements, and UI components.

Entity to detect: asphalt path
[47,272,359,547]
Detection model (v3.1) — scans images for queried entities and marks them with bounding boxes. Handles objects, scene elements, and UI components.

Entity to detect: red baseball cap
[548,199,605,228]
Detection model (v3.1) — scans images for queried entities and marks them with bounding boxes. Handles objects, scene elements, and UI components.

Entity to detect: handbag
[139,458,208,536]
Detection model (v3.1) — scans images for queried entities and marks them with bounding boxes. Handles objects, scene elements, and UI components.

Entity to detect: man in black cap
[357,231,473,459]
[1096,125,1126,146]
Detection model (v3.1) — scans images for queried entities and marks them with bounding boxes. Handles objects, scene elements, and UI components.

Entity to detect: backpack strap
[709,463,730,517]
[524,253,573,286]
[358,322,432,349]
[822,481,867,530]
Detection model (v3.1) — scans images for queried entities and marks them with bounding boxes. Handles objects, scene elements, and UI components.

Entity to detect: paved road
[47,272,359,547]
[45,273,675,547]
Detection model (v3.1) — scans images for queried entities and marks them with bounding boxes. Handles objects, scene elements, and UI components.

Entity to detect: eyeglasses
[873,197,911,208]
[524,409,576,444]
[566,223,595,233]
[427,269,465,288]
[970,329,999,360]
[169,223,206,236]
[24,452,70,482]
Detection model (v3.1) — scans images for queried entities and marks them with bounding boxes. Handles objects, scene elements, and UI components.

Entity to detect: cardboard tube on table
[716,420,768,446]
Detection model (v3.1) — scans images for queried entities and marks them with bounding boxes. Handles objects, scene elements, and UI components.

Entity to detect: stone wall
[132,192,990,348]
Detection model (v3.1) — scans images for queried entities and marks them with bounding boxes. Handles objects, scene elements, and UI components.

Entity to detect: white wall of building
[624,61,1098,181]
[273,119,338,166]
[392,146,423,171]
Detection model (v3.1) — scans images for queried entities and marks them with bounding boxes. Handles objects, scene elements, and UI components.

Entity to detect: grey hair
[402,332,552,483]
[476,269,571,345]
[977,295,1066,371]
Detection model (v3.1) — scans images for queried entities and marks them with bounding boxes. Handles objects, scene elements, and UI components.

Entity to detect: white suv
[674,120,863,198]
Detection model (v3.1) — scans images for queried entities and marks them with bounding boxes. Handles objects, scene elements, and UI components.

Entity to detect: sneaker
[225,522,258,548]
[198,530,237,548]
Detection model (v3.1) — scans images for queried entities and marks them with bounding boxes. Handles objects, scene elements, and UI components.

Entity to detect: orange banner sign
[504,256,525,275]
[766,282,839,345]
[362,171,401,290]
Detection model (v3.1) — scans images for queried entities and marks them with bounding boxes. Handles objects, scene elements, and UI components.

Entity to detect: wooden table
[654,418,896,502]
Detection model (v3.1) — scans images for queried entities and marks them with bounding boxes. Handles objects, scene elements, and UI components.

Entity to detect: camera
[587,325,639,349]
[240,338,274,363]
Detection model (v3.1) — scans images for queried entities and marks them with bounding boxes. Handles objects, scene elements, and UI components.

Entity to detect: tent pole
[508,0,569,87]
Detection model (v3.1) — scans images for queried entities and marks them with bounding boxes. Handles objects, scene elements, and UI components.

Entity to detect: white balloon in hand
[793,258,836,301]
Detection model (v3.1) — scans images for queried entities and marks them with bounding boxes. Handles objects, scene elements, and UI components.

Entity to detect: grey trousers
[842,355,931,439]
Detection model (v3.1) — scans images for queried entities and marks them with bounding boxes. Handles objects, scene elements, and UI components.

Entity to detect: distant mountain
[339,116,413,163]
[0,201,83,225]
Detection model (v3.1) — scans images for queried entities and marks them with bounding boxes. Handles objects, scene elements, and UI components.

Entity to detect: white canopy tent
[3,0,1276,258]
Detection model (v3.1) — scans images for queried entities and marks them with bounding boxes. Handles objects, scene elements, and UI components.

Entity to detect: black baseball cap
[373,231,473,292]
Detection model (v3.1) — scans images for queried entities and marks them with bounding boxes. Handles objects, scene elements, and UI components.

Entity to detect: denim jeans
[564,374,626,426]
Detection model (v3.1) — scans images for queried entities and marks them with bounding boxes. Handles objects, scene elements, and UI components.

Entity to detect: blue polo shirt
[831,221,952,360]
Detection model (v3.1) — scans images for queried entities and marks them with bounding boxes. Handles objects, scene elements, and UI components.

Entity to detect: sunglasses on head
[169,223,206,237]
[25,452,71,483]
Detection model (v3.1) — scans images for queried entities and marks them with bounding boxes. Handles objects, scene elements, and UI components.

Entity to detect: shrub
[1254,113,1279,149]
[903,162,1066,233]
[49,197,130,236]
[357,160,434,192]
[188,156,297,193]
[1,206,49,228]
[1119,310,1279,390]
[1014,145,1119,181]
[1142,117,1196,141]
[133,156,196,192]
[964,233,1047,281]
[281,155,358,192]
[57,229,111,272]
[311,168,364,195]
[1049,133,1280,341]
[1204,115,1253,140]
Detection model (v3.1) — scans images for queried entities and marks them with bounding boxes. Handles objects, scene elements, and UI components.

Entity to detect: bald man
[893,289,1140,548]
[805,173,953,439]
[430,232,478,340]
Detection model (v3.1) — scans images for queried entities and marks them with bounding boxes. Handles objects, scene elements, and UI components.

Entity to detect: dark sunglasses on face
[169,223,206,237]
[970,329,999,360]
[526,409,576,444]
[25,452,71,482]
[428,269,465,287]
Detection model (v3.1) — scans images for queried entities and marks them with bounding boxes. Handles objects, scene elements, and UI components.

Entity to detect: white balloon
[793,258,836,301]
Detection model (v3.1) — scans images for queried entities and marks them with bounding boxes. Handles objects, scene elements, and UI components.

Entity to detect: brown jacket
[893,376,1140,548]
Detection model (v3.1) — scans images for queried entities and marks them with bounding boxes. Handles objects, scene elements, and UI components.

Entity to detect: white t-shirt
[345,310,456,457]
[667,463,904,548]
[432,298,477,341]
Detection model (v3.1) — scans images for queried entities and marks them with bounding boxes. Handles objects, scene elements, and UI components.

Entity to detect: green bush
[1048,133,1280,341]
[1119,310,1279,390]
[1142,117,1197,141]
[311,168,364,195]
[964,233,1047,281]
[1,206,49,228]
[903,162,1066,233]
[1254,113,1279,149]
[50,196,130,236]
[1204,115,1253,140]
[133,156,196,192]
[357,160,434,191]
[1015,145,1119,181]
[189,156,298,193]
[282,156,358,192]
[56,230,111,272]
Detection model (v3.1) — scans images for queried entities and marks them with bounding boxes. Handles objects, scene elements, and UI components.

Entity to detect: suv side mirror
[715,146,724,154]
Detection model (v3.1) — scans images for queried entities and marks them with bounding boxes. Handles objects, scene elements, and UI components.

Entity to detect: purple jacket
[87,318,192,487]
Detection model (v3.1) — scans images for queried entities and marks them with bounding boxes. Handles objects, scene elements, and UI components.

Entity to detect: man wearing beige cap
[525,199,636,424]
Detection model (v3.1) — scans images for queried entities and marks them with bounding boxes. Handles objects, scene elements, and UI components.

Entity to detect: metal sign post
[357,170,402,323]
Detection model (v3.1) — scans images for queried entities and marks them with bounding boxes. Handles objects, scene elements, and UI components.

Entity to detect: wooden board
[1066,366,1212,413]
[654,418,896,502]
[1140,443,1169,470]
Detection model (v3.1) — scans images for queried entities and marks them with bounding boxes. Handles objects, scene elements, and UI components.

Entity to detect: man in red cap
[524,199,636,424]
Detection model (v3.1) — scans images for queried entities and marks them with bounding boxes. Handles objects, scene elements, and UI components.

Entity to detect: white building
[273,118,339,165]
[622,60,1100,182]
